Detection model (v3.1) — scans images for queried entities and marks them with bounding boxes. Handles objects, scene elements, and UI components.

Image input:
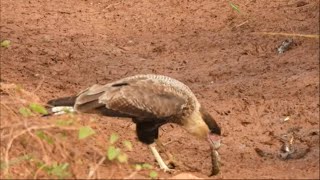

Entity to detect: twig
[104,2,121,9]
[32,75,45,93]
[3,124,78,176]
[233,20,249,29]
[3,128,14,176]
[45,131,69,160]
[254,32,320,38]
[1,103,20,119]
[108,166,116,179]
[23,119,50,164]
[4,128,27,176]
[87,156,106,179]
[0,122,24,130]
[124,170,139,179]
[163,140,175,146]
[33,163,47,179]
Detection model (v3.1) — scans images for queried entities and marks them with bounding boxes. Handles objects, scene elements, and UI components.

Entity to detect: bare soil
[0,0,319,179]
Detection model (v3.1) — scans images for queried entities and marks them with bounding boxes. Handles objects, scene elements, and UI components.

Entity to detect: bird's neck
[182,110,210,139]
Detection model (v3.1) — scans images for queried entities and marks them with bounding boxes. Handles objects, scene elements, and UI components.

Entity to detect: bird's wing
[97,78,188,119]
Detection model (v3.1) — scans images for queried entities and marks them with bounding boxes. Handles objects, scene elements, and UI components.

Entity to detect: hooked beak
[207,133,221,150]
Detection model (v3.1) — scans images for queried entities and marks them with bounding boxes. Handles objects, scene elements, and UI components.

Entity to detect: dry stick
[1,103,21,119]
[124,170,139,179]
[87,156,106,179]
[33,163,47,179]
[1,129,7,140]
[233,20,249,29]
[23,164,33,178]
[32,75,45,93]
[0,122,24,130]
[108,166,116,179]
[4,128,29,176]
[23,119,50,164]
[104,2,121,9]
[3,124,78,176]
[163,140,175,146]
[96,167,101,179]
[255,32,320,38]
[3,128,14,176]
[45,131,69,160]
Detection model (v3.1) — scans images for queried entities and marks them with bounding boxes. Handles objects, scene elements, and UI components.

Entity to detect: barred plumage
[74,74,200,123]
[47,74,221,172]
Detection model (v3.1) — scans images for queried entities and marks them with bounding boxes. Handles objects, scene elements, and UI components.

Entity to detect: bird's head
[200,107,221,149]
[182,106,221,149]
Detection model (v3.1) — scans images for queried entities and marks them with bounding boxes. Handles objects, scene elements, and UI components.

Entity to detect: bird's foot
[165,159,177,169]
[160,165,175,173]
[157,158,175,173]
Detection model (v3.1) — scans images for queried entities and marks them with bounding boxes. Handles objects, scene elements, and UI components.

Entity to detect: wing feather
[99,79,188,119]
[74,75,195,120]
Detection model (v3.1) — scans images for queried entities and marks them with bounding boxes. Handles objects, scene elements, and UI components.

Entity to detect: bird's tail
[47,96,77,106]
[46,96,77,115]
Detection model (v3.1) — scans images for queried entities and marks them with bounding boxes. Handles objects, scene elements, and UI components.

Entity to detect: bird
[47,74,221,171]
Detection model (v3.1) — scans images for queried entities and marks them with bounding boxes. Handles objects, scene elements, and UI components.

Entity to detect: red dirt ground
[1,0,319,179]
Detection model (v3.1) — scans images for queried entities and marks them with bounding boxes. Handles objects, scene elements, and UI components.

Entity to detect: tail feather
[76,100,104,112]
[46,95,131,118]
[45,96,77,116]
[47,96,77,107]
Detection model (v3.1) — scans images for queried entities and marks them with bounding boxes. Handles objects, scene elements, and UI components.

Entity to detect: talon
[165,159,178,169]
[161,167,175,173]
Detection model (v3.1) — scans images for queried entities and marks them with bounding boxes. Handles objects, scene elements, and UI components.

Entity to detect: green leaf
[56,132,68,140]
[55,119,73,126]
[1,40,11,48]
[109,133,119,144]
[78,126,95,140]
[142,163,153,169]
[35,130,54,144]
[117,153,128,163]
[149,170,158,179]
[134,164,142,171]
[19,107,32,117]
[1,155,33,170]
[123,140,133,151]
[107,146,120,161]
[0,161,6,170]
[29,103,48,115]
[229,2,240,13]
[45,162,71,179]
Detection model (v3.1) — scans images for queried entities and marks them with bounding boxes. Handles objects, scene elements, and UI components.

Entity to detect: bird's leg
[155,139,179,168]
[136,121,174,172]
[148,143,171,172]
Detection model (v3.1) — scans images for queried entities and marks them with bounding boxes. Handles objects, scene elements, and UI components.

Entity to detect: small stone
[296,1,308,7]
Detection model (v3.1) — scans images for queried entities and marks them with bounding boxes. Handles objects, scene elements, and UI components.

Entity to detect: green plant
[19,107,33,117]
[78,126,96,140]
[106,133,132,163]
[38,162,71,179]
[134,163,153,171]
[149,170,158,179]
[109,133,119,144]
[55,119,73,126]
[229,2,240,13]
[122,140,133,151]
[29,103,48,115]
[35,130,54,144]
[0,154,33,170]
[1,40,11,48]
[133,163,158,179]
[19,103,48,117]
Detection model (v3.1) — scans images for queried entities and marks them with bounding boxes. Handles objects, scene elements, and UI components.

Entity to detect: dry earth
[0,0,319,179]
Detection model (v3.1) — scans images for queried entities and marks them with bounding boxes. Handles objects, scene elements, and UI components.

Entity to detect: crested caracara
[47,74,221,171]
